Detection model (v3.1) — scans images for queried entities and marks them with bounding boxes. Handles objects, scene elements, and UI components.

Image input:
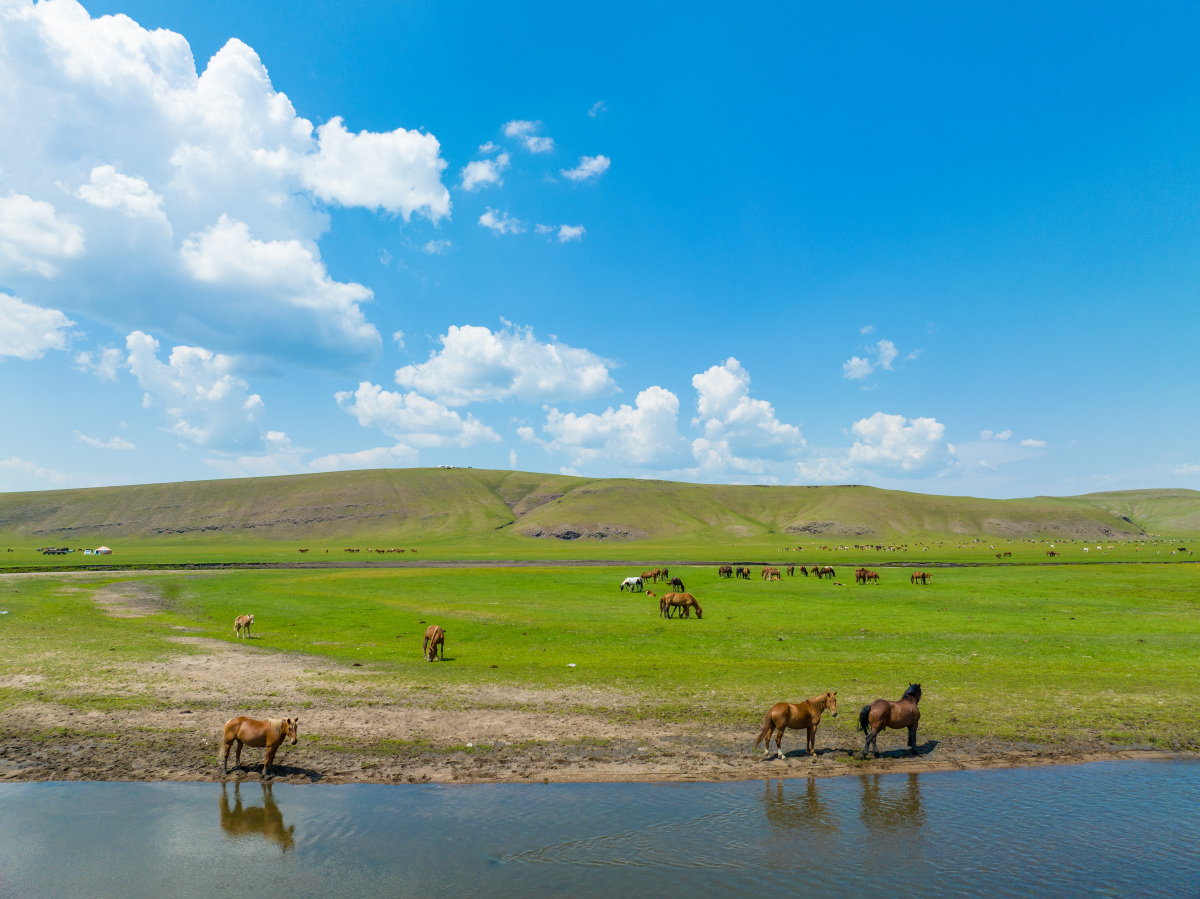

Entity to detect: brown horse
[718,565,733,578]
[786,565,795,577]
[799,565,808,577]
[668,576,685,592]
[423,624,445,661]
[234,614,254,639]
[860,684,922,757]
[865,570,880,584]
[910,571,930,584]
[755,691,838,759]
[660,592,702,619]
[642,570,659,583]
[855,567,869,584]
[222,716,299,777]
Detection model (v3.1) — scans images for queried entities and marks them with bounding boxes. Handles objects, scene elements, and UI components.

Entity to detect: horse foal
[755,692,838,759]
[234,614,253,638]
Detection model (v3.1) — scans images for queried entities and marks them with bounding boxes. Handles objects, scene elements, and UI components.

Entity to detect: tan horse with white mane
[755,691,838,758]
[222,716,299,777]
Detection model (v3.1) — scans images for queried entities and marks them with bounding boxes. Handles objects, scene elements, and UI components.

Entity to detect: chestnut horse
[755,691,838,759]
[222,716,299,776]
[860,683,922,757]
[660,592,702,619]
[718,565,733,578]
[910,571,930,584]
[235,614,253,639]
[423,624,445,661]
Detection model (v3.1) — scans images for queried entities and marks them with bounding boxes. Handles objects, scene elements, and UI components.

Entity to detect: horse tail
[859,705,871,736]
[754,710,774,749]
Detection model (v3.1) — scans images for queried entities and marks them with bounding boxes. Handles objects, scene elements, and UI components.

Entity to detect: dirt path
[0,634,1181,785]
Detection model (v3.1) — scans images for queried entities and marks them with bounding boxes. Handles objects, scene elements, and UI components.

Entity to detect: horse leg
[263,744,277,778]
[871,727,883,758]
[762,722,776,759]
[806,725,815,757]
[221,735,231,773]
[908,725,918,756]
[234,738,243,770]
[773,727,785,760]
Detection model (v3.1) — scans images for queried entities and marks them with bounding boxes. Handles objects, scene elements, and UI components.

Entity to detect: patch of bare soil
[0,636,1184,785]
[89,581,168,618]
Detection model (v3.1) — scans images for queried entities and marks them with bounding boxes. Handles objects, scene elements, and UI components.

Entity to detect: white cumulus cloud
[0,0,450,364]
[503,120,555,153]
[847,412,951,472]
[0,192,86,278]
[531,386,685,469]
[460,151,510,191]
[690,358,804,476]
[335,381,501,449]
[843,356,873,380]
[557,224,586,242]
[0,455,69,490]
[1020,438,1046,448]
[0,293,75,359]
[479,208,524,235]
[561,155,610,182]
[395,323,617,406]
[125,330,264,449]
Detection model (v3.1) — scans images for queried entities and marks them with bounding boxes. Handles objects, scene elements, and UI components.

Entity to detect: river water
[1,760,1197,897]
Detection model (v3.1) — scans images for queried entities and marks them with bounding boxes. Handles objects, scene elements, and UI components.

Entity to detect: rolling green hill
[2,469,1196,558]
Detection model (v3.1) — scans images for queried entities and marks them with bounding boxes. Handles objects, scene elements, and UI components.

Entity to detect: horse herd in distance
[618,564,936,605]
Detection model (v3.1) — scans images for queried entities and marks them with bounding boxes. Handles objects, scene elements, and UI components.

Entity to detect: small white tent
[95,546,112,554]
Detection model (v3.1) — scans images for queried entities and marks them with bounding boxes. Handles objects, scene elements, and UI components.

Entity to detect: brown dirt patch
[0,634,1185,785]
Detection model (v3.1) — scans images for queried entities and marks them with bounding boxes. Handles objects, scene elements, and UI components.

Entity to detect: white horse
[620,576,644,592]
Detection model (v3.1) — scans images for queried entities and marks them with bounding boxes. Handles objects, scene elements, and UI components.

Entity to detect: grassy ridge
[3,470,1198,565]
[2,563,1198,748]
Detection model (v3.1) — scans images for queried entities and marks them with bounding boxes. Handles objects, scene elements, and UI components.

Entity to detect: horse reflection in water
[220,782,296,852]
[859,773,926,833]
[762,778,840,834]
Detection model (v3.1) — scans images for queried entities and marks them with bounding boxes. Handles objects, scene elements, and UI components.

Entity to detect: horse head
[903,684,922,704]
[284,717,299,745]
[825,691,838,716]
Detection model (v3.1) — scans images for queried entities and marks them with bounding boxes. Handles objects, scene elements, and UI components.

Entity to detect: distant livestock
[423,625,445,661]
[718,565,733,578]
[235,614,254,639]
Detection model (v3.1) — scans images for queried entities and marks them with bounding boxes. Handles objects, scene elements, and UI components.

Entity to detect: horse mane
[267,717,284,738]
[902,683,921,702]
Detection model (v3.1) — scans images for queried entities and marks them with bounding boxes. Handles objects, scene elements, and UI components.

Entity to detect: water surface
[1,760,1196,897]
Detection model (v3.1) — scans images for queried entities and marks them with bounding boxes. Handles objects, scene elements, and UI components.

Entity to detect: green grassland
[3,563,1198,749]
[1,469,1198,568]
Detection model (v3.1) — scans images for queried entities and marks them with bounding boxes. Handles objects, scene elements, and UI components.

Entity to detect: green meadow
[2,562,1198,749]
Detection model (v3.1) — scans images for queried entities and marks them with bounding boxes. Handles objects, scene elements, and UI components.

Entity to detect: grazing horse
[221,716,299,777]
[860,684,922,757]
[855,567,869,585]
[660,567,670,582]
[660,592,702,619]
[755,692,838,759]
[719,565,733,578]
[423,624,445,661]
[1046,550,1059,557]
[641,570,659,583]
[736,566,750,579]
[820,566,836,579]
[910,571,930,584]
[866,570,880,584]
[621,576,644,592]
[799,566,808,577]
[235,614,254,639]
[786,565,795,577]
[668,576,685,592]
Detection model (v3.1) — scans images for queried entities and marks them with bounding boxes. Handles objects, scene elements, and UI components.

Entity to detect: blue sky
[2,0,1198,497]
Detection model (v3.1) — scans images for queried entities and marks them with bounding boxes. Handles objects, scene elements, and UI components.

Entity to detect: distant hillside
[1,469,1193,548]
